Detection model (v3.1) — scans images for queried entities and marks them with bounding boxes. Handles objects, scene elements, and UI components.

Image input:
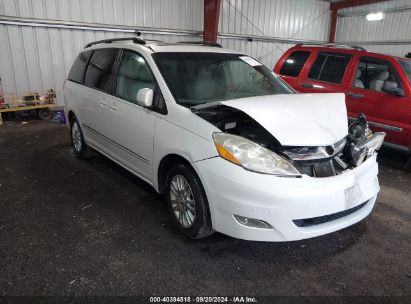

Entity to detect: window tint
[67,50,92,84]
[307,54,326,80]
[308,53,351,84]
[116,52,156,103]
[279,51,310,77]
[354,57,402,92]
[84,48,119,92]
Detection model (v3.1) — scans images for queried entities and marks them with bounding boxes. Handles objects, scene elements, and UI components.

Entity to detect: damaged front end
[280,114,385,177]
[193,104,385,178]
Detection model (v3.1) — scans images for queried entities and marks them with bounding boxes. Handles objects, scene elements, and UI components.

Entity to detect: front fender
[152,116,218,191]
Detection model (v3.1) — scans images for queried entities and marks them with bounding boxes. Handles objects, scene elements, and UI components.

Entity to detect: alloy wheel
[169,174,196,228]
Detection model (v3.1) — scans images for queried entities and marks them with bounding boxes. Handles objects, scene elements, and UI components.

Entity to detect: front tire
[165,163,213,239]
[70,117,88,158]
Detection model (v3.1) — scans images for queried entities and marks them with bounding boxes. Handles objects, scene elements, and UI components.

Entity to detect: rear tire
[70,117,88,158]
[165,163,213,239]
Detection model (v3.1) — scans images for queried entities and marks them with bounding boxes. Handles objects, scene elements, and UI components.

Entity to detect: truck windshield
[152,52,294,106]
[399,59,411,82]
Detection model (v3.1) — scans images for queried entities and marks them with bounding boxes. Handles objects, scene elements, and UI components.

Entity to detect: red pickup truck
[274,44,411,169]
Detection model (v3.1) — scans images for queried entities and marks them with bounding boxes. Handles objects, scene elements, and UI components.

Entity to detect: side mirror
[136,88,154,107]
[382,82,404,96]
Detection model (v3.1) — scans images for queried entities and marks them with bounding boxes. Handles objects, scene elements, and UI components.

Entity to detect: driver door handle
[300,83,314,88]
[348,92,364,99]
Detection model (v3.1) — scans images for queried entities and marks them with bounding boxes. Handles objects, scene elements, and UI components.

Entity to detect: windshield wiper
[178,101,201,108]
[190,101,223,110]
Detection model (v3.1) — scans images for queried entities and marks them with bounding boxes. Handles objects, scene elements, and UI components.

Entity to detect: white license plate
[344,183,362,209]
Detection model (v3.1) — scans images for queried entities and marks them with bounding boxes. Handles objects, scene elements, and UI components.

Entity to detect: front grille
[293,159,337,177]
[293,201,368,227]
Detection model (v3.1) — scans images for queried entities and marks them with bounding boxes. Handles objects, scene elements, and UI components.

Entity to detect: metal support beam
[338,39,411,45]
[339,5,411,17]
[203,0,221,43]
[218,32,326,45]
[330,0,387,11]
[329,9,338,43]
[0,15,202,37]
[328,0,387,43]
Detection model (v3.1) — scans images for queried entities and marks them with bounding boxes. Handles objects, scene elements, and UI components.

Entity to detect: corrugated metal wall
[336,0,411,57]
[218,0,330,69]
[0,0,204,105]
[0,0,331,105]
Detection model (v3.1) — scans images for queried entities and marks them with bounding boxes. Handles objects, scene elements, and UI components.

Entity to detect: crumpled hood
[221,93,348,146]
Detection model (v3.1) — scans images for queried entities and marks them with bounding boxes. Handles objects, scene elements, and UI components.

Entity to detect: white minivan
[64,38,385,242]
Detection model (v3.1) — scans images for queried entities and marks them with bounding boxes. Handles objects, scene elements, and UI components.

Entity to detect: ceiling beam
[331,0,387,11]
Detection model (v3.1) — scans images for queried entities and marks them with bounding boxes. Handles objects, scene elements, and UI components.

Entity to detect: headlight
[361,132,386,157]
[349,132,385,167]
[212,133,300,176]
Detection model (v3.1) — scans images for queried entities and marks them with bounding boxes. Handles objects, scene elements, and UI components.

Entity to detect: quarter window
[116,52,155,103]
[67,50,93,84]
[84,48,119,93]
[308,53,351,84]
[279,51,311,77]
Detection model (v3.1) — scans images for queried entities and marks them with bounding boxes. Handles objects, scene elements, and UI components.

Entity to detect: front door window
[116,52,156,103]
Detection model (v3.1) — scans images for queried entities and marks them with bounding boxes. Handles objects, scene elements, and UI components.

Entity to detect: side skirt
[87,142,157,190]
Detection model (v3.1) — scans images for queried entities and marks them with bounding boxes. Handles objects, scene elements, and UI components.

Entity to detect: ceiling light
[366,12,384,21]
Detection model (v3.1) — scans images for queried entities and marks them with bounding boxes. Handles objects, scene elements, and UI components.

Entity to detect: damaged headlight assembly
[346,113,386,167]
[212,133,301,176]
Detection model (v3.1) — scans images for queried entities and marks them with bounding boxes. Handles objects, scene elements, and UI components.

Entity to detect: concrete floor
[0,120,410,296]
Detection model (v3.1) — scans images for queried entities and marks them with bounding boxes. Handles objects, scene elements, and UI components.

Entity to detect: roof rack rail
[295,42,366,51]
[85,37,146,48]
[177,41,222,48]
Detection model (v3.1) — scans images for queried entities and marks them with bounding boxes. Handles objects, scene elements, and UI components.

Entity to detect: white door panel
[79,88,112,150]
[101,95,157,182]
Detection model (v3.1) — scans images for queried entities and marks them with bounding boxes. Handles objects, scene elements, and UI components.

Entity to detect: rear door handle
[348,92,364,99]
[100,100,108,107]
[300,83,314,88]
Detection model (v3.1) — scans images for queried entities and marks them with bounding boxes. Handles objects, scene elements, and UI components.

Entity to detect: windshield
[399,59,411,82]
[152,52,294,106]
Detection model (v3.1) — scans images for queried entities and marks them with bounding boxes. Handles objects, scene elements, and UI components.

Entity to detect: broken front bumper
[193,153,379,242]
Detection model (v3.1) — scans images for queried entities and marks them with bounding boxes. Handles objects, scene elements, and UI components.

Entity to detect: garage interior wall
[0,0,204,105]
[217,0,330,69]
[0,0,331,105]
[336,0,411,57]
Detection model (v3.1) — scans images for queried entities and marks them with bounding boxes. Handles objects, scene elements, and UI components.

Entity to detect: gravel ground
[0,120,410,298]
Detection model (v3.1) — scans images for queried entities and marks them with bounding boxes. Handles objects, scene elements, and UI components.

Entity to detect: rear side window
[67,50,93,84]
[308,53,351,84]
[84,48,119,93]
[356,57,402,92]
[279,51,310,77]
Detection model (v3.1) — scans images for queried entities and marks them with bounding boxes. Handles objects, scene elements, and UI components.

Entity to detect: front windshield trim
[152,52,294,107]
